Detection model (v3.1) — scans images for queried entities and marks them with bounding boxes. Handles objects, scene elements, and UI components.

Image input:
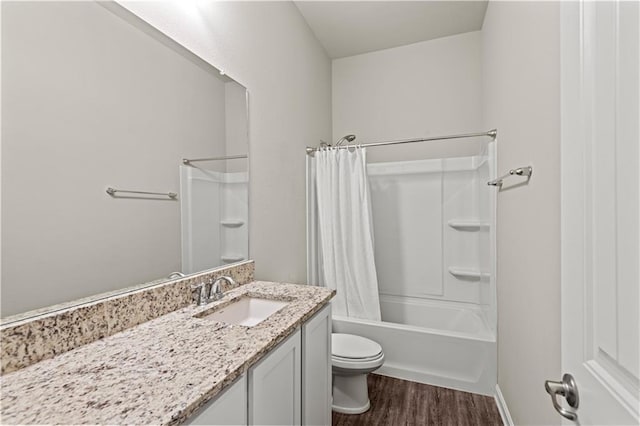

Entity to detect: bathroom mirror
[0,1,249,319]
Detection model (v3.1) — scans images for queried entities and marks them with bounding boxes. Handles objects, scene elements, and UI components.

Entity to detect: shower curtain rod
[305,129,497,155]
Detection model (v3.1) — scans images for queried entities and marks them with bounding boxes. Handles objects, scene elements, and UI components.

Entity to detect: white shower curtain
[314,147,381,321]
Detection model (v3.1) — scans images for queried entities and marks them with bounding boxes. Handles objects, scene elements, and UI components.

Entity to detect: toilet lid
[332,333,382,360]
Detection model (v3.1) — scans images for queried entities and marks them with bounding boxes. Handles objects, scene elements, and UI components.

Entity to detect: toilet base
[332,399,370,415]
[332,373,371,414]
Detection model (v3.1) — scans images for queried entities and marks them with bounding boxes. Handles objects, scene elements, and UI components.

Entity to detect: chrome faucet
[167,271,185,279]
[192,276,237,306]
[210,276,237,301]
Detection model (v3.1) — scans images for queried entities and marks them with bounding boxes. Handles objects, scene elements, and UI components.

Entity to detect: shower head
[335,134,356,146]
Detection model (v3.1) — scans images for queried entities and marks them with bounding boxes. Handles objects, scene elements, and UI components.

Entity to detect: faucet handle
[191,282,209,306]
[209,278,224,301]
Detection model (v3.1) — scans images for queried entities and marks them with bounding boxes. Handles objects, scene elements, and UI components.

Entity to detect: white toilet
[331,333,385,414]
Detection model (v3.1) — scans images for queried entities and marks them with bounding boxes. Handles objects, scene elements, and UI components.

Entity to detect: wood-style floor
[332,374,502,426]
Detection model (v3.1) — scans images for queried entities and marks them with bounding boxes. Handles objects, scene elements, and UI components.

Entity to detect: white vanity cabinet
[249,329,302,425]
[186,374,247,425]
[185,303,332,426]
[302,304,332,426]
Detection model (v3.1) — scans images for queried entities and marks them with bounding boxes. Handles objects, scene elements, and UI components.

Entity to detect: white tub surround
[379,296,494,340]
[368,151,496,322]
[308,143,497,396]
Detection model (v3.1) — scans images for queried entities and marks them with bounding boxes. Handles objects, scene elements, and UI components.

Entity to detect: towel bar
[487,166,533,187]
[106,187,177,199]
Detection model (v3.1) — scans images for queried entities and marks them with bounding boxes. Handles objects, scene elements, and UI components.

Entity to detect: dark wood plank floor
[332,374,502,426]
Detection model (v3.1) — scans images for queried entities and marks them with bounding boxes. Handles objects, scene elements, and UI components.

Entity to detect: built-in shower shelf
[448,267,490,280]
[447,220,490,231]
[220,220,245,228]
[221,255,245,263]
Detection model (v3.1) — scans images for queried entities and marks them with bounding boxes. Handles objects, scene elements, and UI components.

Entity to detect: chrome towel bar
[487,166,533,187]
[106,187,177,199]
[183,154,248,165]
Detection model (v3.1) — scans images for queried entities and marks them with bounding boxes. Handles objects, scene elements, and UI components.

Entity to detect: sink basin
[199,297,289,327]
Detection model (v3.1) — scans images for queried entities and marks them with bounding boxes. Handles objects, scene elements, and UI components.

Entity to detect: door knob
[544,373,579,421]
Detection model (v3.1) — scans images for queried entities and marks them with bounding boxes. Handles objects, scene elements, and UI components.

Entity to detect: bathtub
[332,295,496,396]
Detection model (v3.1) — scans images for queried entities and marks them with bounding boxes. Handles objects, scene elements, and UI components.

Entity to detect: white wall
[118,1,332,284]
[1,1,228,316]
[482,2,561,424]
[331,28,494,325]
[332,31,484,163]
[225,81,249,173]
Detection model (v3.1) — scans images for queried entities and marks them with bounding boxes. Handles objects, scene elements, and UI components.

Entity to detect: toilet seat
[331,333,385,371]
[332,352,385,371]
[333,352,384,362]
[332,333,382,359]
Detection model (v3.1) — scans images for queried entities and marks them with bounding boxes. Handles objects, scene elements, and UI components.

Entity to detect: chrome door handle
[545,373,579,421]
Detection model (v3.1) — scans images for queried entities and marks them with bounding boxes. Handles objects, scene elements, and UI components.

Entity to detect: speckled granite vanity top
[0,281,334,425]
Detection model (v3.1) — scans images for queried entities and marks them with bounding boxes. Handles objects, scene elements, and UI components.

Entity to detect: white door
[559,0,639,424]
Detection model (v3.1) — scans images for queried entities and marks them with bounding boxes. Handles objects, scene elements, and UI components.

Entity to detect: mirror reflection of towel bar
[106,187,177,199]
[182,154,248,165]
[487,166,533,187]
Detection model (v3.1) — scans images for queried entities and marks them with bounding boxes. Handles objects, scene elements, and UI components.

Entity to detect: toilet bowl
[332,333,385,414]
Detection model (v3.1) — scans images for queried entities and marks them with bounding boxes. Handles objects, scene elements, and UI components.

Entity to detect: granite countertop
[0,281,334,425]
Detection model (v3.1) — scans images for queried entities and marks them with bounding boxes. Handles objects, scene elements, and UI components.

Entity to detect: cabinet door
[248,329,301,426]
[186,373,247,425]
[302,304,332,426]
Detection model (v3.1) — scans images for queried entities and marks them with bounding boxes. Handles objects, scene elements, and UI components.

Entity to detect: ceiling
[294,1,488,59]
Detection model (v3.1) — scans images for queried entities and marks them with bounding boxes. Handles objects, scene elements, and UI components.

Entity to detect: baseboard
[376,363,494,396]
[495,384,514,426]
